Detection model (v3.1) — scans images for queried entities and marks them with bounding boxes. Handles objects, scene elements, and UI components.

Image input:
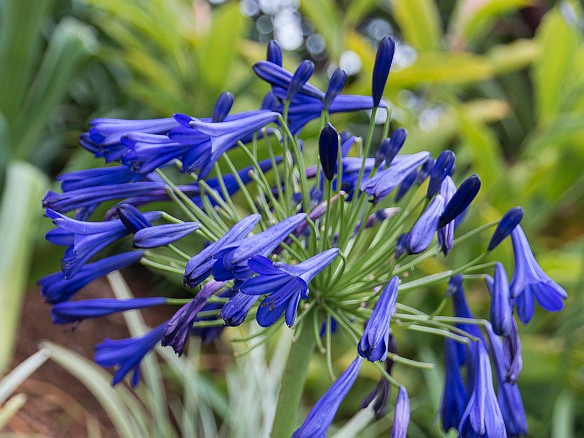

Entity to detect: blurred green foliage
[3,0,584,435]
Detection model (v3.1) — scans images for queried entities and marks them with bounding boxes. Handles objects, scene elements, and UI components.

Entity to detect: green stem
[271,317,316,438]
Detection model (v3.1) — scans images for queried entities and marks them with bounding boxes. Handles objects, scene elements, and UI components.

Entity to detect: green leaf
[345,0,380,28]
[0,161,47,374]
[486,39,541,74]
[300,0,343,58]
[198,3,246,93]
[552,390,576,438]
[533,9,580,122]
[390,0,442,51]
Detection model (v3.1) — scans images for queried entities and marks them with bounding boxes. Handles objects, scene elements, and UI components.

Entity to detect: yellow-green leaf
[390,0,442,51]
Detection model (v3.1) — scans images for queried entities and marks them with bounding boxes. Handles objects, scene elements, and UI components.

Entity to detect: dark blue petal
[427,150,455,198]
[116,204,153,233]
[407,194,444,254]
[267,40,283,66]
[438,174,481,229]
[288,60,315,101]
[51,297,165,324]
[488,207,524,251]
[372,36,396,107]
[323,68,347,110]
[319,123,339,181]
[212,92,234,123]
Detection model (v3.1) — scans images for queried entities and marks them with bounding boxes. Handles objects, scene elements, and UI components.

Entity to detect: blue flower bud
[323,68,347,111]
[319,123,339,181]
[437,174,481,229]
[133,222,200,249]
[391,386,410,438]
[488,263,513,337]
[427,150,455,198]
[267,40,282,66]
[372,36,396,107]
[395,232,409,259]
[212,92,234,123]
[488,206,524,251]
[385,128,407,166]
[375,138,390,167]
[407,194,445,254]
[416,157,435,184]
[287,60,315,101]
[395,168,417,201]
[116,204,153,233]
[261,91,280,111]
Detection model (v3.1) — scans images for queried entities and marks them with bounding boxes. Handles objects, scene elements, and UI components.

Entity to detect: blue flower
[266,40,282,66]
[487,263,513,337]
[323,68,347,111]
[95,323,166,387]
[38,251,144,304]
[212,213,306,282]
[292,357,362,438]
[440,339,467,432]
[358,276,398,362]
[319,123,339,181]
[372,36,396,107]
[213,92,234,122]
[133,222,199,249]
[391,386,410,438]
[361,152,430,202]
[161,280,227,355]
[56,166,145,192]
[427,150,455,198]
[502,319,523,383]
[437,176,456,255]
[488,207,524,251]
[45,208,161,278]
[437,174,481,229]
[510,225,568,323]
[240,248,338,327]
[220,291,259,326]
[51,297,166,324]
[486,326,528,437]
[406,194,445,254]
[288,60,315,101]
[459,342,507,438]
[184,214,261,287]
[43,182,165,217]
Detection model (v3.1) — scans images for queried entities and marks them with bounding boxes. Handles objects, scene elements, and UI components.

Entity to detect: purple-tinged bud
[395,233,409,259]
[319,123,339,181]
[133,222,199,248]
[212,92,234,123]
[416,157,435,184]
[391,386,410,438]
[437,174,481,229]
[407,194,445,254]
[437,176,456,255]
[116,204,153,233]
[261,91,280,111]
[323,68,347,111]
[487,263,513,337]
[488,207,524,251]
[372,36,396,107]
[503,319,523,383]
[375,138,390,167]
[427,150,455,198]
[267,40,283,66]
[385,128,407,166]
[287,60,315,101]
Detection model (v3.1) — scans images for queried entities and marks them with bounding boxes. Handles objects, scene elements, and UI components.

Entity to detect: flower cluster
[40,36,566,437]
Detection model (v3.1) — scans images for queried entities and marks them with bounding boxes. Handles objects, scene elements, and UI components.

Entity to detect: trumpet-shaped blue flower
[407,194,445,254]
[240,248,339,327]
[292,357,362,438]
[212,213,306,282]
[161,280,226,355]
[391,386,410,438]
[510,226,568,323]
[45,208,161,278]
[95,323,166,387]
[358,276,398,361]
[133,222,199,249]
[184,214,261,287]
[486,326,528,437]
[361,152,430,202]
[459,342,507,438]
[39,251,144,304]
[488,207,524,251]
[440,339,467,432]
[51,297,166,324]
[487,263,513,337]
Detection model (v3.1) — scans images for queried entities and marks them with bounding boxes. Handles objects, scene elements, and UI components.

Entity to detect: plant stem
[271,315,316,438]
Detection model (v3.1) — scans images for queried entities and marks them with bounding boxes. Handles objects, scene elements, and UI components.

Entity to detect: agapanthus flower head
[510,225,568,323]
[51,297,165,325]
[488,207,524,251]
[94,323,166,387]
[427,150,455,198]
[391,386,410,438]
[487,263,513,337]
[358,276,399,361]
[292,357,362,438]
[161,280,226,355]
[437,174,481,229]
[372,36,396,107]
[38,251,144,304]
[323,68,347,111]
[240,248,338,327]
[319,122,339,181]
